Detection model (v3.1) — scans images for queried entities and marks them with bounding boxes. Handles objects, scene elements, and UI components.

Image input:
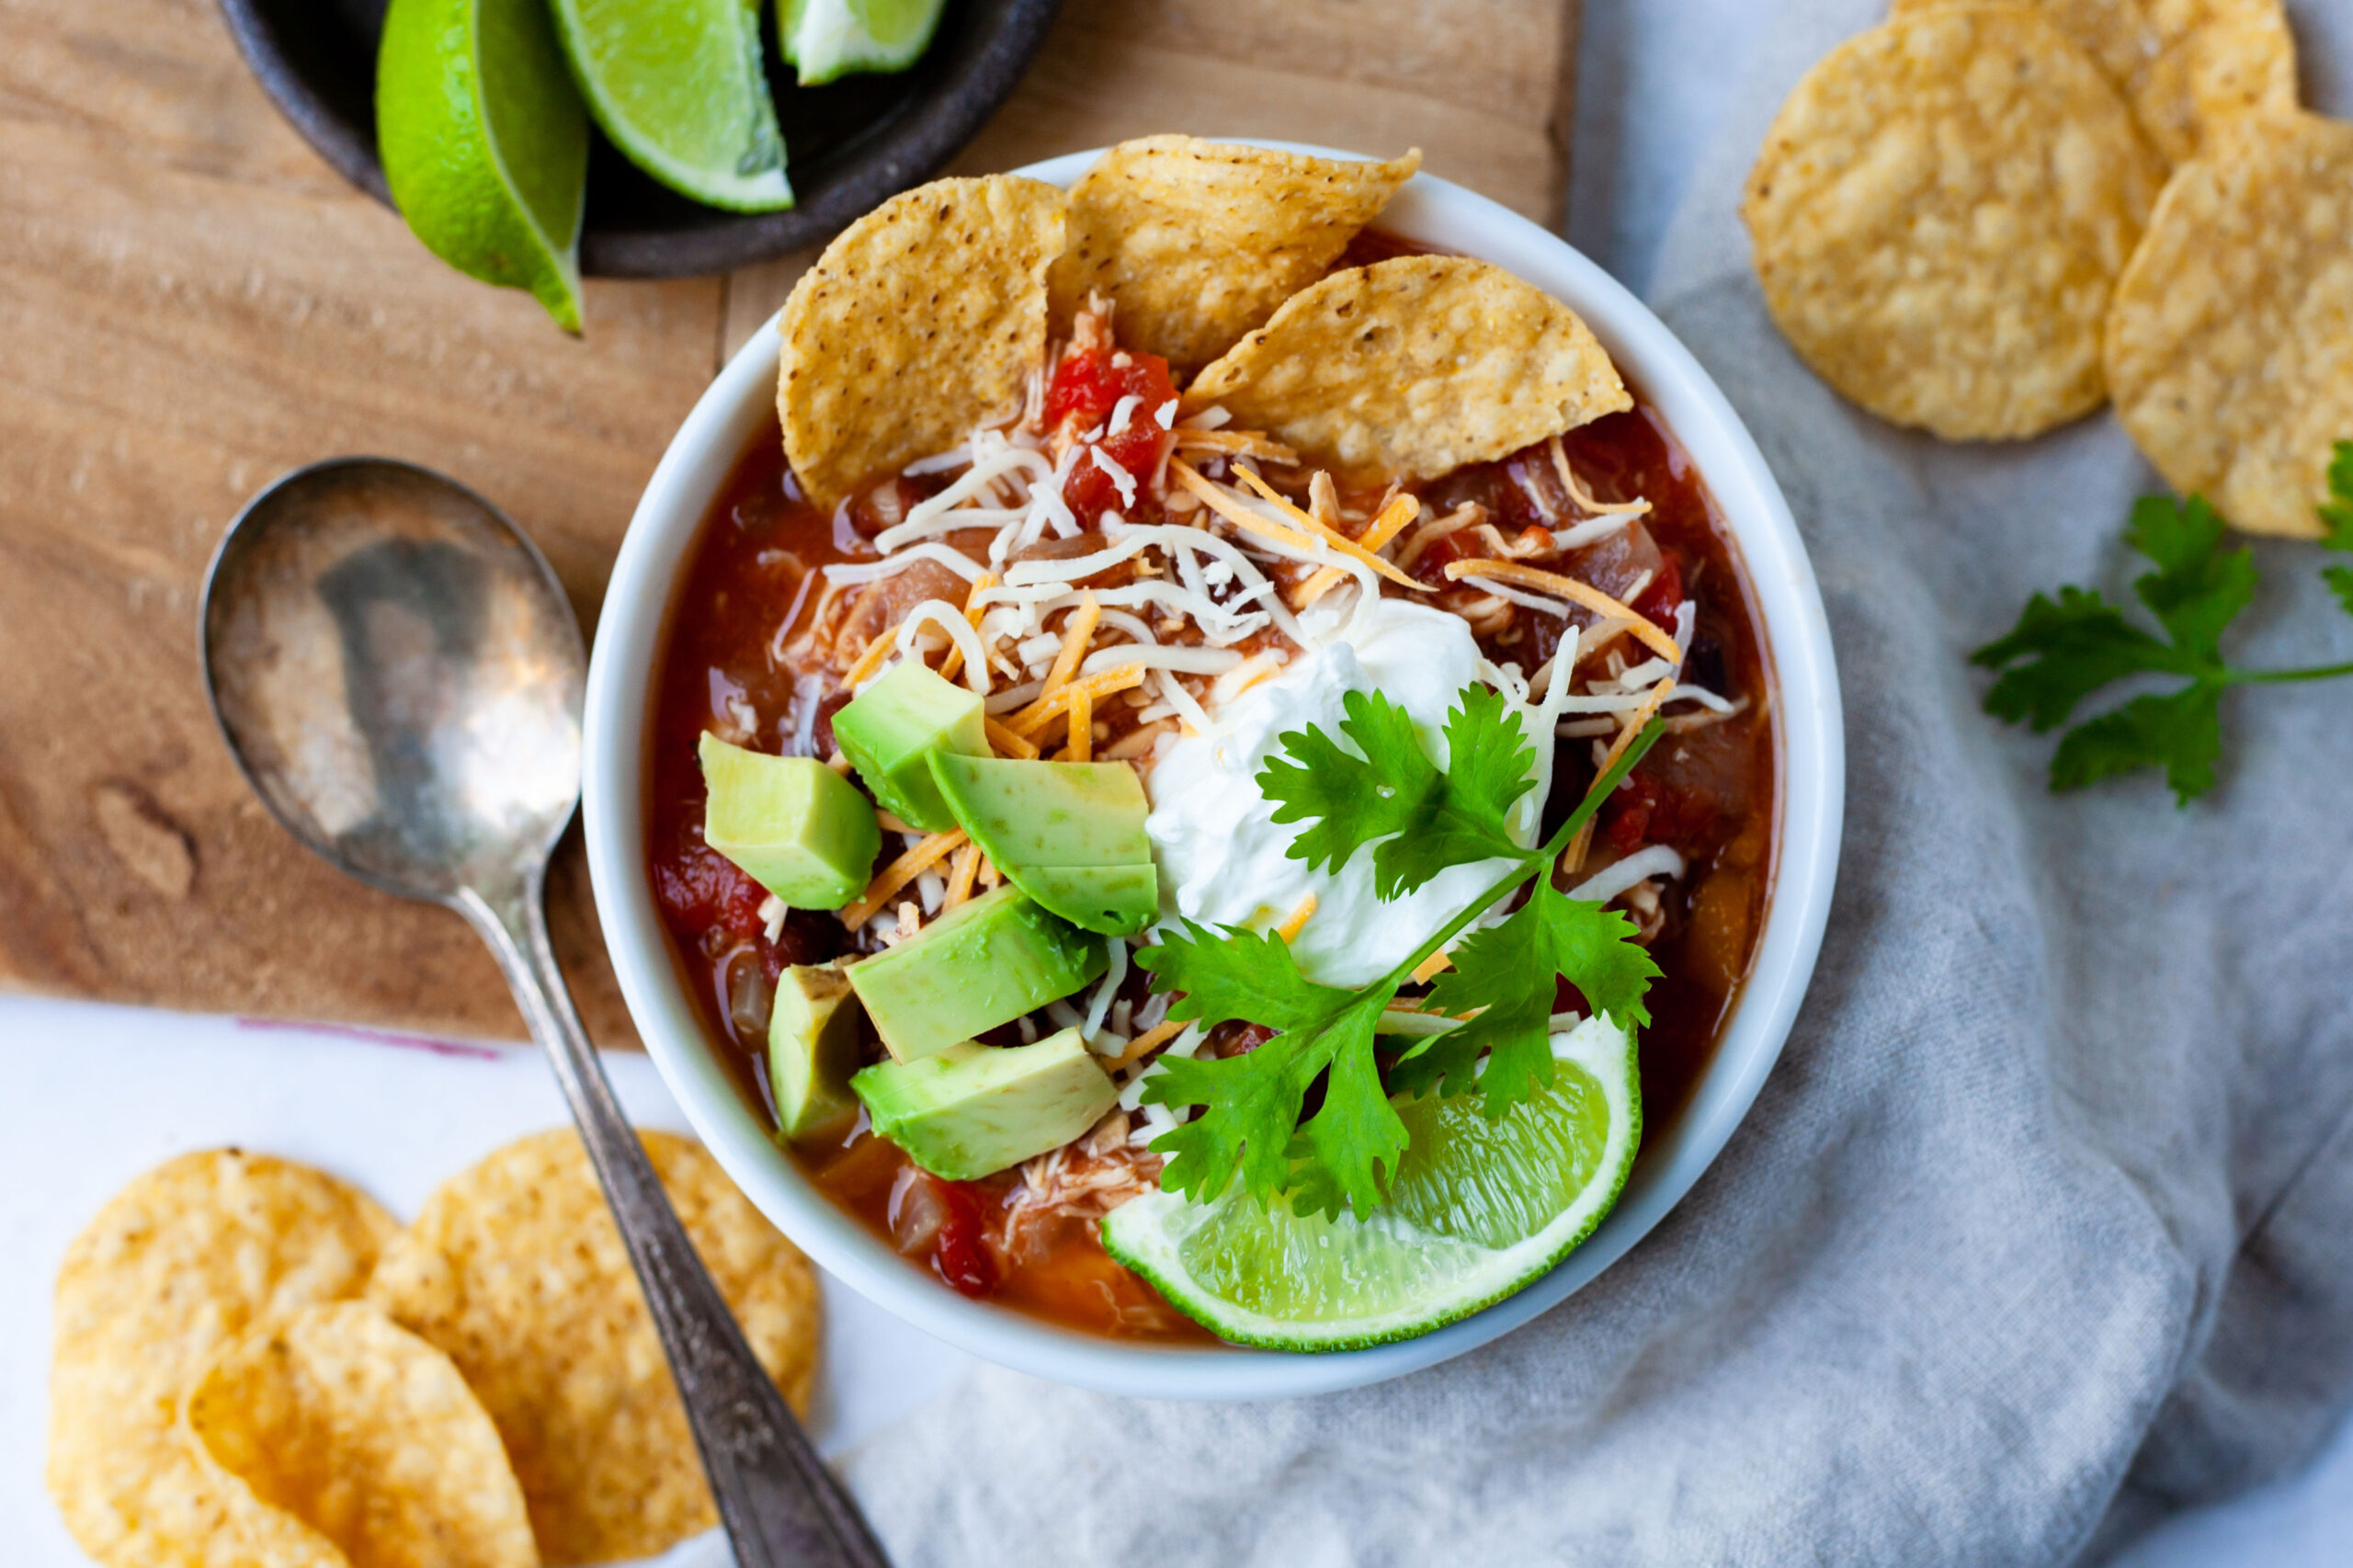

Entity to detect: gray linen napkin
[839,5,2353,1561]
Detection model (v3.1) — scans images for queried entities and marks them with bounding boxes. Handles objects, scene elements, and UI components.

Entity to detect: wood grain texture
[1,0,1580,1046]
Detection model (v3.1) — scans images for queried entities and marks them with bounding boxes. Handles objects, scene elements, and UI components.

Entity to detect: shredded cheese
[1007,663,1148,738]
[1394,502,1485,571]
[1168,460,1319,553]
[1061,687,1095,761]
[893,598,993,695]
[1173,426,1297,462]
[1563,676,1678,873]
[843,830,969,929]
[1549,434,1653,518]
[840,624,901,688]
[983,716,1040,759]
[1112,1017,1191,1069]
[936,570,1000,685]
[1411,951,1453,984]
[1040,589,1100,699]
[1233,468,1425,590]
[1438,559,1681,662]
[943,841,982,910]
[1274,892,1318,942]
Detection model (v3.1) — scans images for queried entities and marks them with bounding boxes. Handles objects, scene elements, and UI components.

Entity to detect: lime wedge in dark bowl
[215,0,1062,278]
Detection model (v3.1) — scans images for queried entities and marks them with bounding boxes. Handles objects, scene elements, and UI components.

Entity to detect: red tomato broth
[642,245,1779,1346]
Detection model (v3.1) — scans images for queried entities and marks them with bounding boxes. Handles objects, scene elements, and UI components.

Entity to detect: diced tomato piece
[1602,773,1661,856]
[1044,346,1177,526]
[652,836,767,940]
[1631,552,1684,624]
[926,1178,1002,1298]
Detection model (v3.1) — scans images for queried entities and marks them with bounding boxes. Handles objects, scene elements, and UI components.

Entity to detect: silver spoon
[199,457,889,1568]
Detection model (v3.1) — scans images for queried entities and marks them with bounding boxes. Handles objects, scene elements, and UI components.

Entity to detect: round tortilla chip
[1742,8,2165,439]
[1890,0,2162,96]
[184,1302,539,1568]
[366,1130,821,1567]
[2107,111,2353,539]
[1182,255,1631,481]
[1049,136,1421,381]
[48,1150,398,1568]
[2135,0,2300,164]
[778,174,1067,510]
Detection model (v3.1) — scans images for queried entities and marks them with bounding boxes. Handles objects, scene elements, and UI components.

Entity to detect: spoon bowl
[202,458,584,903]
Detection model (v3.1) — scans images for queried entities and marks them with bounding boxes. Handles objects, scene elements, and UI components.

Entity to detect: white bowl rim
[583,142,1846,1403]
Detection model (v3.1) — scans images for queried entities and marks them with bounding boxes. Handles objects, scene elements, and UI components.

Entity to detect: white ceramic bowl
[584,144,1844,1402]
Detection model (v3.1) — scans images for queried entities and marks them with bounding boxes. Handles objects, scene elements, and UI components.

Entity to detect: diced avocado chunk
[847,883,1106,1062]
[699,733,880,909]
[928,756,1158,936]
[767,961,863,1142]
[832,661,988,831]
[851,1028,1118,1181]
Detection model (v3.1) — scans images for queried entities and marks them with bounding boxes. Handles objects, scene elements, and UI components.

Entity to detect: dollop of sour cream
[1143,597,1548,987]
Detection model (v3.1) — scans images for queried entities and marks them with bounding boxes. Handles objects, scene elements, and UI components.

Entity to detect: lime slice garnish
[378,0,589,332]
[780,0,949,86]
[549,0,794,213]
[1102,1016,1642,1351]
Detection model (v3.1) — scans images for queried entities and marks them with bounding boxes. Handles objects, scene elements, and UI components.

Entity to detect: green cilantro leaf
[1140,986,1402,1216]
[1975,453,2353,805]
[2321,441,2353,551]
[1139,709,1663,1219]
[1256,689,1436,879]
[2323,441,2353,617]
[1399,880,1659,1114]
[2128,494,2255,663]
[2049,685,2222,803]
[1972,587,2183,732]
[1258,684,1533,900]
[1135,919,1356,1033]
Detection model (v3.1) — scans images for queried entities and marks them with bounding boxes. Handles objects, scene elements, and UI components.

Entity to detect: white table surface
[6,3,2349,1562]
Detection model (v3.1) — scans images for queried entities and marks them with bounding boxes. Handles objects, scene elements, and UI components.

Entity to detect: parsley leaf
[1973,450,2353,805]
[1257,684,1534,900]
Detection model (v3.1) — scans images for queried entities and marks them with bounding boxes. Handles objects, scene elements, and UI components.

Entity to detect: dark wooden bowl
[216,0,1062,278]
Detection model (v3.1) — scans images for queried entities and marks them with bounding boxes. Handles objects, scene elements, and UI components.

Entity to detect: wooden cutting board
[0,0,1582,1048]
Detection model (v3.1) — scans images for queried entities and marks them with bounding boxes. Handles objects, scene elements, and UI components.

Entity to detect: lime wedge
[1102,1016,1642,1351]
[780,0,948,86]
[378,0,589,332]
[548,0,792,212]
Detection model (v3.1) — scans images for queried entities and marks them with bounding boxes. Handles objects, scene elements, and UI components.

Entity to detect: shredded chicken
[997,1111,1164,1259]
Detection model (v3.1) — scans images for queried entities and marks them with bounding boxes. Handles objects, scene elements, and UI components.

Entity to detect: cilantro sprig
[1134,687,1663,1219]
[1972,442,2353,804]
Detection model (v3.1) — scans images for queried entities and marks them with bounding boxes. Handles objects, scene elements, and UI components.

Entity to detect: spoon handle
[460,878,892,1568]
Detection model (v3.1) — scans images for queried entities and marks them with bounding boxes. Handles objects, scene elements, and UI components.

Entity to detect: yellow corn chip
[1050,136,1421,380]
[184,1302,539,1568]
[367,1130,821,1567]
[2133,0,2300,163]
[1742,8,2165,439]
[2107,112,2353,539]
[1183,255,1630,480]
[47,1151,397,1568]
[779,174,1067,509]
[1890,0,2162,91]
